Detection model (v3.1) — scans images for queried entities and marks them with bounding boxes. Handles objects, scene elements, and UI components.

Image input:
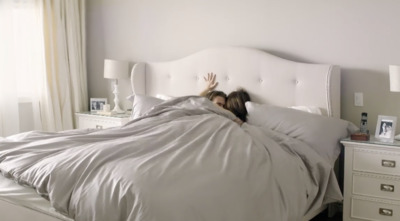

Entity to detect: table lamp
[389,65,400,140]
[104,59,129,114]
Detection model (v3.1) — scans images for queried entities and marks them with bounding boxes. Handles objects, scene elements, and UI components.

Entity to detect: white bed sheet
[0,174,326,221]
[0,97,344,221]
[0,175,71,221]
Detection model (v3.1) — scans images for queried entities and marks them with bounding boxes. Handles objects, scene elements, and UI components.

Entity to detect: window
[0,0,45,136]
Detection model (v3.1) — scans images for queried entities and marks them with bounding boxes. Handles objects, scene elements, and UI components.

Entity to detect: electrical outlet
[354,92,363,106]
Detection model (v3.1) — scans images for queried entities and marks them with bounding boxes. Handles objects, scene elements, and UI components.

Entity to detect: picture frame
[375,115,397,143]
[90,98,107,113]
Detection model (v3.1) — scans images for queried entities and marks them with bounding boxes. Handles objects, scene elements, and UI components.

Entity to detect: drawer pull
[381,184,395,192]
[382,160,396,168]
[95,125,103,129]
[379,208,393,216]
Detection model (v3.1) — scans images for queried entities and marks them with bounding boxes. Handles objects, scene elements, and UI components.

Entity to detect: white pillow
[246,102,358,165]
[127,94,164,119]
[156,94,175,100]
[289,106,322,115]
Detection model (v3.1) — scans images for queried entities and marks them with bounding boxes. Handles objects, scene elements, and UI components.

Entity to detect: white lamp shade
[104,59,129,79]
[390,65,400,92]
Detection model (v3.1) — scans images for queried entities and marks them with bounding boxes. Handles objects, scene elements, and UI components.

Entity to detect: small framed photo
[90,98,107,113]
[375,115,397,142]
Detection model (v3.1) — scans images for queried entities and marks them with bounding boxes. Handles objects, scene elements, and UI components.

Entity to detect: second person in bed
[200,72,251,125]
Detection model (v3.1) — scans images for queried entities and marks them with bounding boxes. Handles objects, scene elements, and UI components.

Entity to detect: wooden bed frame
[0,46,341,220]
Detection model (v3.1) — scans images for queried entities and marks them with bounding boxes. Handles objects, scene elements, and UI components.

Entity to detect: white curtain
[0,0,44,136]
[40,0,88,131]
[0,0,88,137]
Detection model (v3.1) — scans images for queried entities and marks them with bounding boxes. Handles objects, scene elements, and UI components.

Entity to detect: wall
[86,0,400,134]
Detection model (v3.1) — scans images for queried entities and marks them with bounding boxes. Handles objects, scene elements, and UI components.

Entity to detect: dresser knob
[382,159,396,168]
[96,125,103,129]
[379,208,393,216]
[381,184,395,192]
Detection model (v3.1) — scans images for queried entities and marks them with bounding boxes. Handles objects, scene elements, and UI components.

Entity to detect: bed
[0,46,356,221]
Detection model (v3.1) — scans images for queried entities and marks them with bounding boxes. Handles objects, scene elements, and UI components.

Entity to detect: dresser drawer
[351,196,400,221]
[353,148,400,176]
[353,173,400,201]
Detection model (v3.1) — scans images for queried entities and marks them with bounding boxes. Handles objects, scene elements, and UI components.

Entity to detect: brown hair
[226,89,251,122]
[205,90,227,101]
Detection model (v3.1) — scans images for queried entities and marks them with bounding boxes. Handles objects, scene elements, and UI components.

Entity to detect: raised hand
[204,72,218,91]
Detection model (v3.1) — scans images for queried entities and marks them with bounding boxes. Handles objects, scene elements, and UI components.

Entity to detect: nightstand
[341,138,400,221]
[75,112,131,129]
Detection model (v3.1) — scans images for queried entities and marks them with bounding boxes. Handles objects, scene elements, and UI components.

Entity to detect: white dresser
[75,112,131,129]
[342,138,400,221]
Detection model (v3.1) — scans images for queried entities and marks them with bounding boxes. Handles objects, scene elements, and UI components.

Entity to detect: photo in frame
[90,98,107,113]
[375,115,397,142]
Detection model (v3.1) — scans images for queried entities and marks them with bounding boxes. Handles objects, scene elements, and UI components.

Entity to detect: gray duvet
[0,96,342,221]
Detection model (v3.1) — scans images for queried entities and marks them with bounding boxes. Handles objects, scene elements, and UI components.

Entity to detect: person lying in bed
[200,73,250,125]
[200,72,227,108]
[226,89,251,123]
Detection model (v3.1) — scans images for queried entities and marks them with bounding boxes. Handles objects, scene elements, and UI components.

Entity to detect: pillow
[127,94,164,119]
[289,106,322,115]
[156,94,175,100]
[246,102,358,165]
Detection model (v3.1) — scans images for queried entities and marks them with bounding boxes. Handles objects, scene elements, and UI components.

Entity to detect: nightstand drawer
[75,112,131,129]
[353,173,400,201]
[351,197,400,221]
[353,148,400,176]
[79,117,120,129]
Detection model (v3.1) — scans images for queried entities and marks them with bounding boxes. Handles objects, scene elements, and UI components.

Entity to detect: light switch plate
[354,92,363,106]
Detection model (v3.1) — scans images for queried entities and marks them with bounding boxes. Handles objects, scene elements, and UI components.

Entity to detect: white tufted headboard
[130,46,341,118]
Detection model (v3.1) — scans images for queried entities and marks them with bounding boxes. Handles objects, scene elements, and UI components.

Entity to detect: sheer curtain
[0,0,44,136]
[0,0,88,137]
[40,0,88,132]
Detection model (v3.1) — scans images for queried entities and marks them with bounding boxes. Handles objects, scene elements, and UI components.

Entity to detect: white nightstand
[75,112,131,129]
[342,138,400,221]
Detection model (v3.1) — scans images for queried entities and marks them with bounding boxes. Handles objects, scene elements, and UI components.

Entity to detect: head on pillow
[205,90,227,108]
[226,89,251,122]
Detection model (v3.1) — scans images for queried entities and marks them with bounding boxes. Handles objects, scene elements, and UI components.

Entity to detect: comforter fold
[0,96,342,221]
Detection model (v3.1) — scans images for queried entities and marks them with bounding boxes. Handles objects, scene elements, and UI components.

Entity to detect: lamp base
[394,134,400,141]
[111,105,125,114]
[111,80,125,114]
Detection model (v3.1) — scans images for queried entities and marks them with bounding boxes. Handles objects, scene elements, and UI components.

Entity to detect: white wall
[87,0,400,134]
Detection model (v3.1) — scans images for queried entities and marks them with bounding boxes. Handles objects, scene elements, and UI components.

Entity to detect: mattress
[0,175,72,221]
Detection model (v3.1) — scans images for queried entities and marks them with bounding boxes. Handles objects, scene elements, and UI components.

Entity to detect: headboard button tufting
[130,47,340,118]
